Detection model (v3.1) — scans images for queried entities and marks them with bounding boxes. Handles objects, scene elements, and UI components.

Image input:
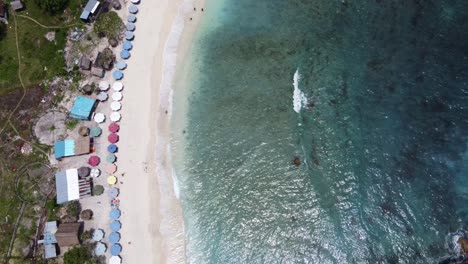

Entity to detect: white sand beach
[116,0,205,263]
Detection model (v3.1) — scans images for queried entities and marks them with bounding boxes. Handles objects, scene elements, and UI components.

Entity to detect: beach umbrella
[128,4,138,13]
[107,187,119,198]
[116,61,127,70]
[123,40,133,50]
[94,113,105,123]
[88,156,100,166]
[120,50,130,59]
[112,92,123,101]
[78,126,89,136]
[110,112,121,122]
[110,220,121,232]
[111,101,122,111]
[90,126,102,137]
[109,232,121,244]
[131,0,139,4]
[97,91,108,101]
[109,255,122,264]
[108,133,119,143]
[108,122,120,133]
[90,168,101,177]
[107,175,117,185]
[112,82,124,91]
[92,229,104,241]
[110,243,122,256]
[107,144,118,153]
[99,81,110,91]
[106,153,117,163]
[125,31,134,40]
[78,167,90,177]
[109,209,121,220]
[126,23,135,32]
[106,163,117,174]
[94,242,106,256]
[127,14,136,22]
[113,71,124,80]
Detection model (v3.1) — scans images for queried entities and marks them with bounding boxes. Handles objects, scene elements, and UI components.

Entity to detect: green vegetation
[0,23,6,41]
[65,119,79,130]
[93,11,123,40]
[80,228,94,241]
[63,246,92,264]
[92,185,104,196]
[66,200,81,217]
[35,0,70,15]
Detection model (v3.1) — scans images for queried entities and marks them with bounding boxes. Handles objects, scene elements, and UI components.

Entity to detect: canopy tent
[106,163,117,174]
[109,209,121,219]
[90,168,101,177]
[125,31,134,40]
[70,96,96,120]
[109,122,120,133]
[97,91,108,101]
[108,133,119,143]
[54,138,91,159]
[107,144,118,153]
[109,232,121,243]
[120,50,130,59]
[113,71,124,80]
[106,153,117,163]
[116,61,127,70]
[128,4,138,13]
[90,126,102,137]
[92,229,104,241]
[94,242,106,256]
[110,220,121,232]
[127,14,136,22]
[109,255,122,264]
[126,23,135,32]
[94,113,105,123]
[55,169,79,204]
[88,156,100,166]
[99,81,110,91]
[111,101,122,111]
[112,92,123,101]
[112,82,123,91]
[107,187,119,198]
[110,112,121,122]
[110,243,122,256]
[107,175,117,185]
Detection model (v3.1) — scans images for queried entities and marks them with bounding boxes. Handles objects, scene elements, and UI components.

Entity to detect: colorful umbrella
[125,31,134,40]
[107,175,117,185]
[78,167,90,177]
[110,220,121,232]
[90,168,101,177]
[106,163,117,173]
[116,61,127,70]
[99,81,110,91]
[112,82,123,91]
[94,113,105,123]
[106,153,117,163]
[90,126,102,137]
[107,187,119,198]
[128,5,138,14]
[110,243,122,256]
[109,232,121,243]
[109,209,121,220]
[126,23,135,32]
[94,242,106,256]
[131,0,139,4]
[111,101,122,111]
[113,71,123,80]
[97,91,108,101]
[127,14,136,23]
[107,144,118,153]
[109,255,122,264]
[120,50,130,59]
[110,112,121,122]
[88,156,100,166]
[108,122,120,133]
[108,133,119,143]
[92,229,104,241]
[123,40,133,50]
[112,92,123,101]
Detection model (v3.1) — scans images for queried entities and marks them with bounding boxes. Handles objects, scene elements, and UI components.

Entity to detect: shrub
[63,246,92,264]
[35,0,70,15]
[66,200,81,217]
[93,12,124,40]
[66,119,79,130]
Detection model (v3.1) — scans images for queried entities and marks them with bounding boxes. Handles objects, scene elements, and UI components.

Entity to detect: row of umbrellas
[93,111,122,123]
[99,81,124,92]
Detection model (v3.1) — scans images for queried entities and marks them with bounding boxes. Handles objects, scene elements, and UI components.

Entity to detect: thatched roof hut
[56,222,82,247]
[78,126,89,136]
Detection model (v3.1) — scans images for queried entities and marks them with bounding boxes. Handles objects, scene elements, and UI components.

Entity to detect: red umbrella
[88,156,100,166]
[108,133,119,143]
[108,122,120,133]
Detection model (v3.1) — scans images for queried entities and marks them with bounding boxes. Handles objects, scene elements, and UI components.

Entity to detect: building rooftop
[10,0,23,10]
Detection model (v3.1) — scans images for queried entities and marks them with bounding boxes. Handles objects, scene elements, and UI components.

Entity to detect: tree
[93,11,124,40]
[63,246,92,264]
[92,185,104,196]
[35,0,70,15]
[0,22,6,41]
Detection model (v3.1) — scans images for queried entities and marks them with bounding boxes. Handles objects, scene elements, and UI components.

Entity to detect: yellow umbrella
[107,176,117,185]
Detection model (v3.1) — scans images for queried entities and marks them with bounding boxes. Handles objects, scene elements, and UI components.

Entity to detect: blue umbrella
[126,23,135,31]
[127,14,136,23]
[129,5,138,14]
[113,71,123,80]
[110,243,122,256]
[107,187,119,198]
[94,242,106,256]
[120,50,130,59]
[123,41,133,50]
[108,144,118,153]
[110,220,122,232]
[116,61,127,70]
[110,209,121,219]
[109,232,121,243]
[125,31,134,40]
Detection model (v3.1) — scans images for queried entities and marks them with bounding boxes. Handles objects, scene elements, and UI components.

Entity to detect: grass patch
[65,119,79,130]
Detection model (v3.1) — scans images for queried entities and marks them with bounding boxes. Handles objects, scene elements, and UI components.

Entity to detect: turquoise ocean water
[172,0,468,263]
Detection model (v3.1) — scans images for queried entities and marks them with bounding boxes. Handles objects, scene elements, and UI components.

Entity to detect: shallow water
[172,0,468,263]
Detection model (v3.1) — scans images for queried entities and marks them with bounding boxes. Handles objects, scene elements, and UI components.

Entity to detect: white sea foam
[171,168,181,199]
[292,69,308,113]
